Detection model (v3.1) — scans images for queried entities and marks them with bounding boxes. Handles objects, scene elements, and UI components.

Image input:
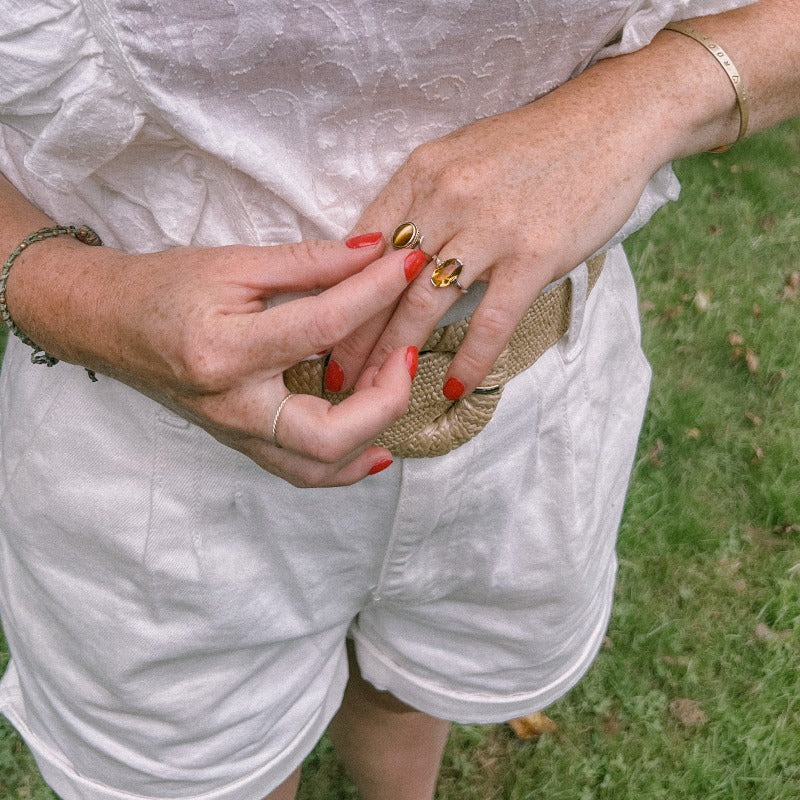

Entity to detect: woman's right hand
[7,232,427,487]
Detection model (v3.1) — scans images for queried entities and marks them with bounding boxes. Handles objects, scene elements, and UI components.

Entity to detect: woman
[0,1,798,798]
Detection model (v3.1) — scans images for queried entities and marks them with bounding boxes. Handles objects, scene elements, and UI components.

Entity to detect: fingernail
[368,458,393,475]
[406,346,419,379]
[404,250,427,282]
[443,377,465,401]
[324,360,345,392]
[346,231,383,249]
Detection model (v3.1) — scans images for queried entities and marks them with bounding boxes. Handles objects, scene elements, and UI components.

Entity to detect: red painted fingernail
[443,377,465,401]
[368,458,394,475]
[346,231,383,249]
[406,346,419,379]
[404,250,427,282]
[324,360,345,392]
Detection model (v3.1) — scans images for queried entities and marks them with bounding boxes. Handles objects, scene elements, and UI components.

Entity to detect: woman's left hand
[324,43,686,399]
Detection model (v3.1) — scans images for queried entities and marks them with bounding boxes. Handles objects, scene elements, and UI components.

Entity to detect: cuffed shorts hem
[0,658,345,800]
[351,579,614,725]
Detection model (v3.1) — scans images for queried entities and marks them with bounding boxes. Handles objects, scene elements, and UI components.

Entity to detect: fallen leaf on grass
[754,622,792,644]
[601,714,623,737]
[745,526,786,549]
[728,331,745,347]
[694,290,712,311]
[773,523,800,537]
[767,369,786,387]
[745,411,763,427]
[686,428,702,440]
[719,554,741,573]
[751,446,764,464]
[745,349,759,374]
[781,271,799,301]
[669,698,708,728]
[647,439,665,467]
[661,655,691,667]
[508,712,558,740]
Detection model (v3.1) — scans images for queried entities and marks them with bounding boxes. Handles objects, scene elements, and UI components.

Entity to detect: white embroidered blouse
[0,0,751,258]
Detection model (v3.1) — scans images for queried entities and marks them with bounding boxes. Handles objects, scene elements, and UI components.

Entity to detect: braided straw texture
[285,255,604,458]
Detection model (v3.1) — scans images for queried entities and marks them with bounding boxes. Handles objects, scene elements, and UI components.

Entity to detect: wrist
[4,232,126,373]
[580,29,742,169]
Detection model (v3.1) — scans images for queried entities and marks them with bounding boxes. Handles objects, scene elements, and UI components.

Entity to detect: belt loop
[561,261,589,362]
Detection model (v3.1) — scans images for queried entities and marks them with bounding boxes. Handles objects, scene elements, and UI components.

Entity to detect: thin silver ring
[271,393,296,449]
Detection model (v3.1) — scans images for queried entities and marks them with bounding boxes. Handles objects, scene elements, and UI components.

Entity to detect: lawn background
[1,119,798,799]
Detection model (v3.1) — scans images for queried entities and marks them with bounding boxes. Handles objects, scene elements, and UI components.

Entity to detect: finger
[442,264,538,396]
[326,306,397,393]
[359,226,488,373]
[247,441,396,488]
[273,346,414,461]
[251,248,425,367]
[234,234,388,295]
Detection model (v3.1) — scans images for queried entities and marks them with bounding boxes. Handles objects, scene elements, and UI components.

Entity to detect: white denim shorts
[0,247,651,800]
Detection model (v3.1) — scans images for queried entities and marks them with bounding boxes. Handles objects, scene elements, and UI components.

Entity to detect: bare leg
[328,642,451,800]
[263,768,300,800]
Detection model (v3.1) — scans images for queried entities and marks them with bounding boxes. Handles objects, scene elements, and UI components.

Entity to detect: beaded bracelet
[663,21,749,153]
[0,224,103,380]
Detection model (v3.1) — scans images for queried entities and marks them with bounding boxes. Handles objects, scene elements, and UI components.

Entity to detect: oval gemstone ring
[391,221,424,250]
[430,257,468,293]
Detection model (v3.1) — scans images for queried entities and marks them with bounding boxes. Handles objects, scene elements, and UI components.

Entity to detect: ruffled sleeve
[593,0,756,60]
[0,1,144,193]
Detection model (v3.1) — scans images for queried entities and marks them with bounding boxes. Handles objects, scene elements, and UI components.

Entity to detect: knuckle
[435,161,474,202]
[471,304,511,343]
[304,424,349,465]
[286,238,322,271]
[402,278,439,319]
[333,334,370,367]
[406,139,443,174]
[177,339,231,392]
[304,304,346,352]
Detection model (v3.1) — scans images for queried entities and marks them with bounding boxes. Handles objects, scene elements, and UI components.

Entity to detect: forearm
[0,171,123,368]
[583,0,800,166]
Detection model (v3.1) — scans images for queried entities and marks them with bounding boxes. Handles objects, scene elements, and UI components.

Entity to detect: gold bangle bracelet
[664,21,749,153]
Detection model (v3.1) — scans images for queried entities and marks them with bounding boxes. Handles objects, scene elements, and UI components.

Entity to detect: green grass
[2,119,799,798]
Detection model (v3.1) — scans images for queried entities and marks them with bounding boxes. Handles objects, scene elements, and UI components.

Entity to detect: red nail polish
[406,346,419,379]
[324,360,345,392]
[346,231,383,249]
[443,377,465,401]
[404,250,427,282]
[368,458,393,475]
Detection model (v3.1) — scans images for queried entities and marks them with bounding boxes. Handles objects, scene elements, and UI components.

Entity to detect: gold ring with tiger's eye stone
[392,221,423,250]
[430,257,464,289]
